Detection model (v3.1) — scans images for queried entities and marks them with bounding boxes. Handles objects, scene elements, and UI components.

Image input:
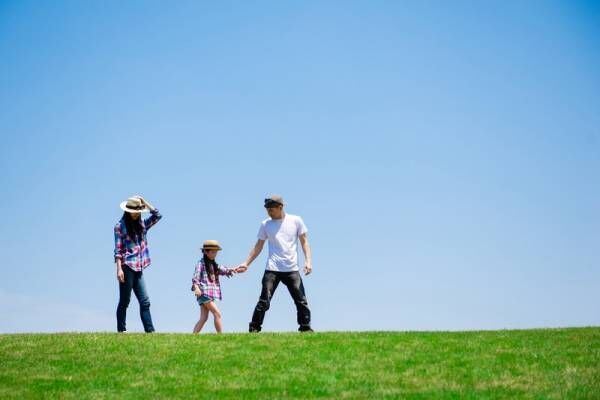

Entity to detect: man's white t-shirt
[257,213,308,272]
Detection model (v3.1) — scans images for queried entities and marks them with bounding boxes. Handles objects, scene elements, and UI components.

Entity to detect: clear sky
[1,1,599,333]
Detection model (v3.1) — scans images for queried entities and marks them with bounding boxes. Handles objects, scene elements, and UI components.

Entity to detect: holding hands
[230,262,311,274]
[234,263,248,274]
[231,263,311,275]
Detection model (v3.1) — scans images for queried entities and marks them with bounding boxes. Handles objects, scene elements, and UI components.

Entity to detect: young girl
[192,240,241,333]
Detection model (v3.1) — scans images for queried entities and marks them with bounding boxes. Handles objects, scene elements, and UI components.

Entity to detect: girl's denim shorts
[197,295,214,305]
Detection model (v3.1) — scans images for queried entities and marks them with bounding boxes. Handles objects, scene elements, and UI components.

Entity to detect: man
[238,195,313,332]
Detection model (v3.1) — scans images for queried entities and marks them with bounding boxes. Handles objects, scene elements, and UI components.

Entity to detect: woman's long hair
[122,212,143,242]
[202,251,219,283]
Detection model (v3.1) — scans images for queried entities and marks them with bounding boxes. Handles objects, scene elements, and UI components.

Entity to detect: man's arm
[238,239,266,272]
[299,233,312,275]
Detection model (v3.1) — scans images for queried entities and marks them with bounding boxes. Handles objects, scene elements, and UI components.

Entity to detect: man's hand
[304,263,312,275]
[235,263,248,273]
[117,268,125,283]
[299,234,312,276]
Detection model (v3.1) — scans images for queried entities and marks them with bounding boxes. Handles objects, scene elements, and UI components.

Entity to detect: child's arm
[192,284,202,296]
[217,265,235,277]
[192,262,203,295]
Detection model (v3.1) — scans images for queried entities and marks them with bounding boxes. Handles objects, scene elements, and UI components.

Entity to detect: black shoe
[249,325,261,333]
[298,326,314,332]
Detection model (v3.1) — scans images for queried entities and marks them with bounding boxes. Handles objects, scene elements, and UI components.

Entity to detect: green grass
[0,328,598,399]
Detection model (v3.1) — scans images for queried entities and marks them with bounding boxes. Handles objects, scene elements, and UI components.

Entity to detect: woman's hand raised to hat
[136,195,156,211]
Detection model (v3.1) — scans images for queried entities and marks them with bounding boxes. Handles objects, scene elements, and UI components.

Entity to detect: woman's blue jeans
[116,265,155,332]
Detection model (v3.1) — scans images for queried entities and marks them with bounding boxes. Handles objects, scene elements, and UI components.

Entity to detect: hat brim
[202,246,222,251]
[120,201,150,214]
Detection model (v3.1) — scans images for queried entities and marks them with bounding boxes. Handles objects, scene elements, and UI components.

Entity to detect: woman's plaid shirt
[113,209,162,271]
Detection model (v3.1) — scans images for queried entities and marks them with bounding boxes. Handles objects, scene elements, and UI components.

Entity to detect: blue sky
[1,1,599,333]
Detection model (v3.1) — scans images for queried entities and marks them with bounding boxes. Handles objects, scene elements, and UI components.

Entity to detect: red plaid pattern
[113,209,162,271]
[192,258,234,300]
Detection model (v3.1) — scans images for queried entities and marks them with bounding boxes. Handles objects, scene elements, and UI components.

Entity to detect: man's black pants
[249,270,311,331]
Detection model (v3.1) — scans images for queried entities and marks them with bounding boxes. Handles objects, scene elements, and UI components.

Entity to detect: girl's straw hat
[119,196,149,213]
[202,240,222,251]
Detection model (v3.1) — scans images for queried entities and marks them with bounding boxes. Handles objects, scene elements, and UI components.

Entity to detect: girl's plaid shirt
[192,258,234,300]
[113,209,162,271]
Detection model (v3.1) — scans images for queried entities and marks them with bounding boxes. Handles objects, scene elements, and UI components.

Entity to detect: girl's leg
[204,301,223,333]
[193,305,209,333]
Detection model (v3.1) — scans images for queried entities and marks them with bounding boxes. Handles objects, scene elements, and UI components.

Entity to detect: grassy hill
[0,328,598,399]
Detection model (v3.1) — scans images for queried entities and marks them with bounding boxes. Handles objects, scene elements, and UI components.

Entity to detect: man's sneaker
[249,325,261,333]
[298,326,314,332]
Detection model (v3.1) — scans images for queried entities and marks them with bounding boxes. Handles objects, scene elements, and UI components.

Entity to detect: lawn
[0,328,598,399]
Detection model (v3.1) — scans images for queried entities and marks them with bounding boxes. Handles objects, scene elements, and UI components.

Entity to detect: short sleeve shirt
[257,214,308,272]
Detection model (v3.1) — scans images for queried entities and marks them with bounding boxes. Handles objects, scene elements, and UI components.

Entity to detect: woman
[113,195,162,333]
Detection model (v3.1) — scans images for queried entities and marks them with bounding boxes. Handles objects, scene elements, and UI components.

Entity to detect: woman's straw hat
[119,196,149,213]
